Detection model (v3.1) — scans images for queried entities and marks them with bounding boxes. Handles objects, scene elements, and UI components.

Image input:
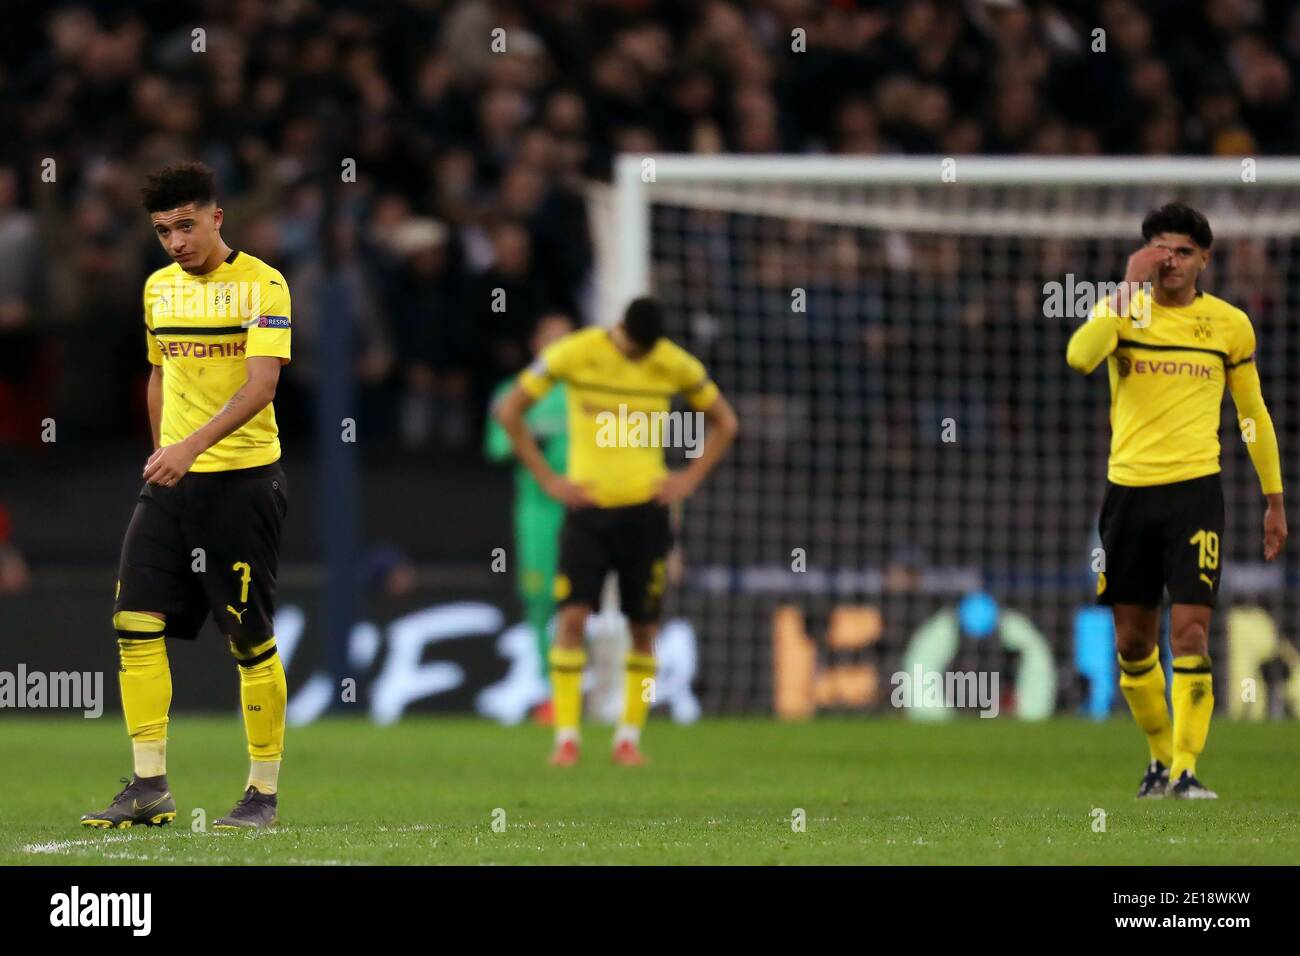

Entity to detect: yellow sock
[113,612,171,777]
[1118,646,1172,767]
[1170,655,1214,781]
[231,637,286,788]
[549,646,586,736]
[619,651,657,737]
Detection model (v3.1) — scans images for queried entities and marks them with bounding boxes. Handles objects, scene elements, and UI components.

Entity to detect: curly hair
[140,161,217,212]
[1141,202,1213,248]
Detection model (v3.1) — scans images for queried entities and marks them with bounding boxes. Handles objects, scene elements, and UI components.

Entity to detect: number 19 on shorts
[1189,529,1219,571]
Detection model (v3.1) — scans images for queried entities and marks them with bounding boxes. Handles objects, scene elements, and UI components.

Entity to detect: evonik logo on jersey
[159,340,247,360]
[1116,356,1214,379]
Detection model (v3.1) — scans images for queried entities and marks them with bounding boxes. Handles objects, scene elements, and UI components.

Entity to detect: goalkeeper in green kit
[485,313,573,724]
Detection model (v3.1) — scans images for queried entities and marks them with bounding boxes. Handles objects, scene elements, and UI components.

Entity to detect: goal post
[593,155,1300,717]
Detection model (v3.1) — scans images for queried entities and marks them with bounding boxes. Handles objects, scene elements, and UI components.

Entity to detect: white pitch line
[24,835,140,854]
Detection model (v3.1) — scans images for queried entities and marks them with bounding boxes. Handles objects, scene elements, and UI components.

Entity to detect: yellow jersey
[518,327,720,507]
[1066,288,1281,494]
[143,250,291,472]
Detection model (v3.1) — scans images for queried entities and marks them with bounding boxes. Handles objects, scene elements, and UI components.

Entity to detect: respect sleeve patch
[251,315,291,329]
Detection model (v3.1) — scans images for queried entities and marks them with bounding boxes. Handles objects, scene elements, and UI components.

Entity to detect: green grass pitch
[4,716,1298,865]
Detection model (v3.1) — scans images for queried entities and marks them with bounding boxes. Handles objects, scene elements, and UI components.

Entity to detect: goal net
[592,156,1300,719]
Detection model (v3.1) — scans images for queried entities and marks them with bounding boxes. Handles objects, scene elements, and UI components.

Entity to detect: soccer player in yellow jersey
[495,297,738,765]
[82,162,292,829]
[1067,202,1286,799]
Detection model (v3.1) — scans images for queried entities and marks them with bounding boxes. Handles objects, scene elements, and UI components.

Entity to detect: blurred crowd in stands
[0,0,1298,464]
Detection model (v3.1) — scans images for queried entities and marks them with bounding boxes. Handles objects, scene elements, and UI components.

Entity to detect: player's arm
[1066,246,1169,374]
[655,351,739,505]
[146,364,163,451]
[1226,326,1286,561]
[494,383,593,508]
[1065,307,1120,374]
[655,391,738,505]
[143,356,282,486]
[496,334,593,507]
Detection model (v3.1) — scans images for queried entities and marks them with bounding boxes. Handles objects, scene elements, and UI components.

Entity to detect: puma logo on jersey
[1200,573,1214,588]
[227,605,247,623]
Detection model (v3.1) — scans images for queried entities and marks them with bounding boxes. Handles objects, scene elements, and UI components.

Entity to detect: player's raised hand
[143,441,198,487]
[654,471,699,506]
[1263,499,1287,561]
[1124,245,1172,285]
[544,474,597,509]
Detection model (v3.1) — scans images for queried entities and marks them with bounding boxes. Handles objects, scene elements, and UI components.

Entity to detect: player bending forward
[1067,202,1286,799]
[495,297,738,766]
[82,162,292,829]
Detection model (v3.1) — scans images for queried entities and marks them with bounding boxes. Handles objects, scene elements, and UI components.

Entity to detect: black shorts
[556,502,672,623]
[114,463,288,642]
[1096,473,1224,608]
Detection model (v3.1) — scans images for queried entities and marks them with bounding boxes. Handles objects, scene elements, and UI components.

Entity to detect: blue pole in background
[316,274,358,709]
[314,125,359,710]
